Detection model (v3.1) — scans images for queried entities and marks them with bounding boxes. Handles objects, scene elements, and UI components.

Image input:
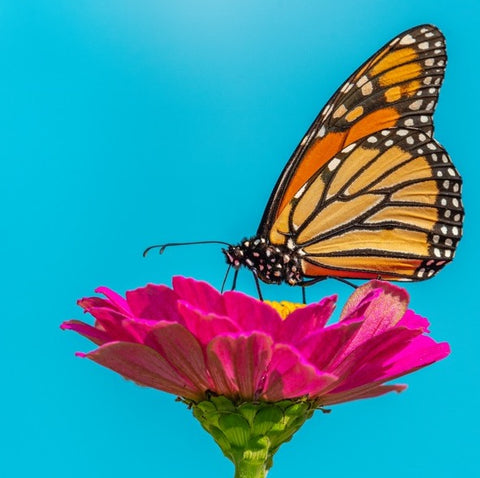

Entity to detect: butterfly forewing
[258,24,448,237]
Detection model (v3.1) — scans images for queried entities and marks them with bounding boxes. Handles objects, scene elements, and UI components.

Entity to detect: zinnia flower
[62,277,449,477]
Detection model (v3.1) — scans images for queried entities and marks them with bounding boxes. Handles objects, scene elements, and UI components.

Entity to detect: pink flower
[62,277,449,405]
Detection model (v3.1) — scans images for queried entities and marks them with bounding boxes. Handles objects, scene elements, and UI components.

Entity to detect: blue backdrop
[3,1,478,477]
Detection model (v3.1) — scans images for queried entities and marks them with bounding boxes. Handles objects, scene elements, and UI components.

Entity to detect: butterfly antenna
[143,240,231,257]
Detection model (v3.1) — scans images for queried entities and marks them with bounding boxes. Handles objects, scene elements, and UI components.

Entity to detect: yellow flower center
[264,300,306,319]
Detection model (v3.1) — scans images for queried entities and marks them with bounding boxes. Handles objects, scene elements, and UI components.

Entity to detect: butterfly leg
[231,269,239,291]
[252,271,264,301]
[297,277,328,287]
[296,277,328,303]
[330,277,357,289]
[221,264,232,293]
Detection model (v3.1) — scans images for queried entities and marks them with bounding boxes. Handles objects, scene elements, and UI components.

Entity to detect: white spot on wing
[323,103,334,117]
[317,125,326,138]
[294,183,308,199]
[361,81,373,96]
[341,82,353,93]
[328,157,341,171]
[356,75,369,87]
[342,142,356,153]
[409,100,423,111]
[399,34,416,45]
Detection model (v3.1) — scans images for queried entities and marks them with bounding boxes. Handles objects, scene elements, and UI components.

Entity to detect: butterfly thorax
[223,237,303,285]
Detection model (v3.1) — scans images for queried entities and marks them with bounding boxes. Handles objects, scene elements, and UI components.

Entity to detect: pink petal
[340,280,408,325]
[262,344,338,401]
[207,332,272,400]
[81,342,203,400]
[328,332,449,393]
[382,336,450,378]
[95,286,132,315]
[82,307,145,343]
[339,289,381,322]
[321,383,407,405]
[177,301,240,346]
[172,276,226,315]
[297,319,363,370]
[223,291,282,336]
[61,320,111,345]
[77,296,113,312]
[329,327,422,389]
[339,281,409,355]
[206,333,273,399]
[277,296,336,344]
[324,339,448,404]
[145,323,212,392]
[397,309,430,331]
[121,318,162,342]
[126,284,182,322]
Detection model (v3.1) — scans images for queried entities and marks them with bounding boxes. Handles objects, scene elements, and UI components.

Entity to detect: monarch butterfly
[146,24,463,293]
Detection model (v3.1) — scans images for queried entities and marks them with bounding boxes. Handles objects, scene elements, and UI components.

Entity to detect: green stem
[234,459,267,478]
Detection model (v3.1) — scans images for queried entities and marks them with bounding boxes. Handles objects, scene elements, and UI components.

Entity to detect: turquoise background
[3,1,478,476]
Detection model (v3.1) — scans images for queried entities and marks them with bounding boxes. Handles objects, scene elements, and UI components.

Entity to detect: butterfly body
[224,238,302,285]
[223,25,463,285]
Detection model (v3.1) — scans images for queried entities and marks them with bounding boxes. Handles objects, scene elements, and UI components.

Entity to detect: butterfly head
[223,237,302,285]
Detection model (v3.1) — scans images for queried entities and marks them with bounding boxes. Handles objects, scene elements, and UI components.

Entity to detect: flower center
[264,300,306,319]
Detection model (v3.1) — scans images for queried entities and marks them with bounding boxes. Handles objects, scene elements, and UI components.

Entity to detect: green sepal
[188,396,316,478]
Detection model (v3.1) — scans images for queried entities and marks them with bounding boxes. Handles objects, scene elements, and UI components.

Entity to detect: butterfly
[146,24,464,293]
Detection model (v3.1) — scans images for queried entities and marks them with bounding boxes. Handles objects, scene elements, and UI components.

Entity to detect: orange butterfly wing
[258,24,448,236]
[258,24,462,281]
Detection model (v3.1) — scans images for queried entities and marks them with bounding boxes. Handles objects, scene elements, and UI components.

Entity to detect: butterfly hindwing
[258,25,448,237]
[269,127,463,280]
